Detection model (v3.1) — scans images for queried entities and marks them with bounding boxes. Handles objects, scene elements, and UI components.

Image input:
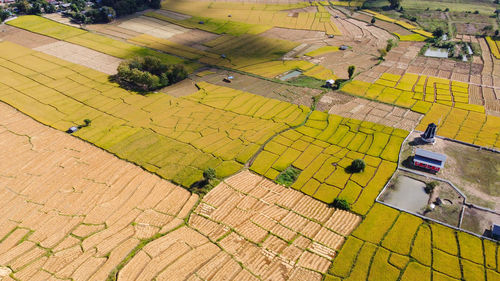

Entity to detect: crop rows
[246,110,406,215]
[0,102,199,280]
[416,103,500,149]
[342,73,483,114]
[343,73,499,148]
[363,9,433,41]
[7,16,187,67]
[175,170,363,280]
[486,37,500,60]
[0,41,311,187]
[161,0,342,35]
[327,203,500,281]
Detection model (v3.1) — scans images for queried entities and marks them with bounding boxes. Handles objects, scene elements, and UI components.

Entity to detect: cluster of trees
[115,56,187,92]
[0,7,10,22]
[67,0,160,24]
[11,0,55,15]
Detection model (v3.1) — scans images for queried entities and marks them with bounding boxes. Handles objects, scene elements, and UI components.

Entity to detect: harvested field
[190,68,320,107]
[121,170,361,280]
[117,16,190,39]
[0,25,57,48]
[0,102,198,280]
[34,41,122,75]
[325,96,423,130]
[0,41,310,187]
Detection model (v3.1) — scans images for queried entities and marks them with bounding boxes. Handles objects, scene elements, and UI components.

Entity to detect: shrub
[276,166,301,187]
[203,167,216,182]
[349,159,366,173]
[348,65,356,79]
[332,198,350,210]
[424,181,437,194]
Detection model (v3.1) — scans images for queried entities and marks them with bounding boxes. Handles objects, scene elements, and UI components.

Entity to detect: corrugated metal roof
[415,148,447,162]
[414,155,444,168]
[493,224,500,236]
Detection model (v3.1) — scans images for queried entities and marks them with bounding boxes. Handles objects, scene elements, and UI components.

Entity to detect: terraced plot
[191,82,408,214]
[122,170,362,280]
[0,41,309,187]
[160,0,341,35]
[327,203,500,281]
[416,104,500,149]
[7,16,186,66]
[342,73,483,113]
[0,102,198,281]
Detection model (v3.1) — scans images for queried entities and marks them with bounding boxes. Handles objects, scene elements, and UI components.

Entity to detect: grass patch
[276,166,301,187]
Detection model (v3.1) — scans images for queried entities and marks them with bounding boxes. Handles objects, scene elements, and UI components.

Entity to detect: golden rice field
[193,82,407,214]
[9,15,337,83]
[486,36,500,59]
[363,9,433,41]
[342,73,500,148]
[342,73,483,113]
[0,41,311,187]
[326,203,500,281]
[6,15,191,67]
[416,103,500,149]
[161,0,342,35]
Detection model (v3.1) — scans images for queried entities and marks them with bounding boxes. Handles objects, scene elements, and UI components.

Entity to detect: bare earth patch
[400,131,500,212]
[325,96,423,130]
[0,25,57,48]
[0,102,198,280]
[33,41,122,75]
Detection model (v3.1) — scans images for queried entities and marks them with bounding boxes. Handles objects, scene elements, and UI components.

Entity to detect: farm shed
[413,148,446,172]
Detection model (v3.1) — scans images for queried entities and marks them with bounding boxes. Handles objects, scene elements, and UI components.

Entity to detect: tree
[347,65,355,79]
[432,27,444,38]
[116,56,186,92]
[371,17,376,24]
[13,0,30,14]
[0,7,9,22]
[331,198,350,210]
[388,0,401,9]
[350,159,366,173]
[386,39,395,52]
[203,168,216,183]
[425,181,438,194]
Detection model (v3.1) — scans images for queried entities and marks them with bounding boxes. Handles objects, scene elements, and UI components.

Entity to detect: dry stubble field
[0,103,363,281]
[0,102,198,281]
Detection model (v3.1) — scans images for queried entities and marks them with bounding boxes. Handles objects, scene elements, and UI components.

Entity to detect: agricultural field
[160,0,342,35]
[0,41,311,187]
[1,1,500,281]
[326,203,500,281]
[123,171,362,280]
[0,102,198,280]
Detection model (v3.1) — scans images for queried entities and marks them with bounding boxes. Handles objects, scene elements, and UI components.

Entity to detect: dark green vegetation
[11,0,56,15]
[0,7,9,22]
[66,0,160,24]
[115,56,187,92]
[276,166,301,187]
[349,159,366,173]
[332,198,351,210]
[287,75,325,88]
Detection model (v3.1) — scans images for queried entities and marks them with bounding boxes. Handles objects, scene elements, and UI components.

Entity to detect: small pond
[279,70,302,81]
[424,47,449,58]
[383,176,429,213]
